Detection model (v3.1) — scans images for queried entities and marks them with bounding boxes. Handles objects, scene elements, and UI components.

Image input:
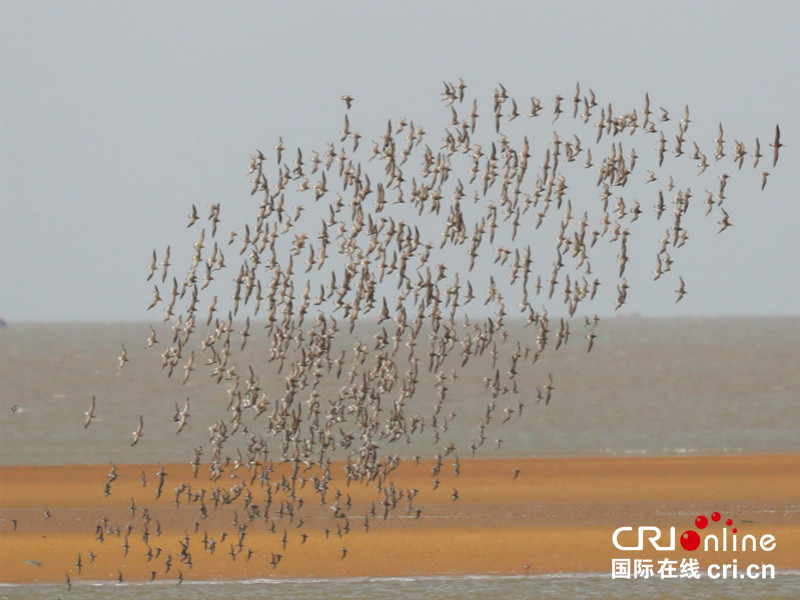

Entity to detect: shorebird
[718,208,733,233]
[182,351,194,385]
[175,398,190,434]
[543,373,555,405]
[130,415,144,446]
[585,329,597,353]
[752,137,762,167]
[675,277,687,302]
[770,125,782,166]
[146,326,158,347]
[84,395,96,428]
[160,245,171,282]
[147,250,157,281]
[118,344,129,369]
[147,285,161,310]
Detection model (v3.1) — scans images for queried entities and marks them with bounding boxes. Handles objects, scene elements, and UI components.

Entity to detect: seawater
[1,317,798,465]
[3,572,800,600]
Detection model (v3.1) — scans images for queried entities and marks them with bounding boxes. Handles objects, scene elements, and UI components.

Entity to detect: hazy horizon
[4,313,800,325]
[2,2,798,322]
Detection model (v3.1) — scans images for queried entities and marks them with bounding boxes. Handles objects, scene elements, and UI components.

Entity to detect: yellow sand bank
[1,454,798,584]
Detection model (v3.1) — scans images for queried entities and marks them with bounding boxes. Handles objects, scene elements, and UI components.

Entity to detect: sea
[4,572,800,600]
[1,317,798,599]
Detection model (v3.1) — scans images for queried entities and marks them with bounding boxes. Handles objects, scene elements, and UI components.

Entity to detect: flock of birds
[60,80,788,586]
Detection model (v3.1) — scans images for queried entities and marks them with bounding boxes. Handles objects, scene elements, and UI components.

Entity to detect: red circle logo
[695,515,708,529]
[680,530,701,551]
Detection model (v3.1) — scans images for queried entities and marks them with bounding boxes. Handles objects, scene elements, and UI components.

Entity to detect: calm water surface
[3,572,800,600]
[1,317,798,465]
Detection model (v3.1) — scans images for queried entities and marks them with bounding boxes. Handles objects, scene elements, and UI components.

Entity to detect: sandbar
[1,454,798,584]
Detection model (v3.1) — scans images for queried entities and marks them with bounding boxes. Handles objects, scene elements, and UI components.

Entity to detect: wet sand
[1,454,798,584]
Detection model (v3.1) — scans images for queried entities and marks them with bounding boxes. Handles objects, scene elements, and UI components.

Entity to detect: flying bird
[84,395,96,428]
[130,415,144,446]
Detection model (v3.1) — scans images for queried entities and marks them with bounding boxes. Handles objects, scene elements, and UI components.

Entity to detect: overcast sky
[2,1,798,322]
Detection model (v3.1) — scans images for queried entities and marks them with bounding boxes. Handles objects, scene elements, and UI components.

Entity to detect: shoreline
[2,454,799,584]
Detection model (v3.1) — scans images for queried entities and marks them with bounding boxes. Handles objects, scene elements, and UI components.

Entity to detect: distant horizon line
[2,313,799,326]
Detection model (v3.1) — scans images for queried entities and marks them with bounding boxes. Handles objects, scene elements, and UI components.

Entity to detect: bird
[675,277,686,302]
[84,395,96,428]
[146,250,157,281]
[585,329,597,353]
[130,415,144,446]
[160,245,171,282]
[147,285,161,310]
[117,344,129,369]
[770,125,782,166]
[182,351,194,385]
[718,209,733,233]
[752,137,762,167]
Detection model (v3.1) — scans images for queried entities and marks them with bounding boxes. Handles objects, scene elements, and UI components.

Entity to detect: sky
[1,1,798,322]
